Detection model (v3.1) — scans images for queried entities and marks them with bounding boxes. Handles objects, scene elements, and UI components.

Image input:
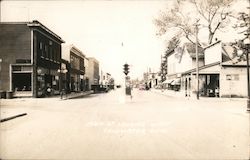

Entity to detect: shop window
[13,73,32,91]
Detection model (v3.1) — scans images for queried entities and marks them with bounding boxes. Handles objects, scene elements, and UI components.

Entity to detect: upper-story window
[80,59,84,71]
[39,42,44,57]
[39,42,43,50]
[49,46,52,60]
[45,45,48,58]
[70,54,80,70]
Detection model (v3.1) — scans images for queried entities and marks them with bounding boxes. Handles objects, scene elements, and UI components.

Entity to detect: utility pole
[161,54,163,83]
[0,0,2,22]
[195,20,200,100]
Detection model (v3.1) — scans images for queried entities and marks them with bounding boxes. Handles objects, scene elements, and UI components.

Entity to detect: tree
[234,10,250,40]
[160,37,180,82]
[231,8,250,61]
[154,0,234,46]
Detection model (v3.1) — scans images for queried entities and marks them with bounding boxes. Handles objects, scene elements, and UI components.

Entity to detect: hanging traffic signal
[123,63,129,75]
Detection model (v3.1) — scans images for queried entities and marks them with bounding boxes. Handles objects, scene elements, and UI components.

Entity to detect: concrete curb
[63,91,94,100]
[0,113,27,123]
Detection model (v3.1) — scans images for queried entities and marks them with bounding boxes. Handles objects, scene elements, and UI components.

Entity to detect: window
[55,49,58,62]
[234,74,239,81]
[49,46,52,60]
[52,48,55,61]
[45,45,48,58]
[39,42,43,50]
[39,42,44,57]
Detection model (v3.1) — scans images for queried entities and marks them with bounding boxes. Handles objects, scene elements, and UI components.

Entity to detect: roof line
[181,61,220,75]
[27,20,65,43]
[203,40,221,50]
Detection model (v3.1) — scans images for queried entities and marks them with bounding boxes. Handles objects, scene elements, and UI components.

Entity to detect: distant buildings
[0,20,104,98]
[100,72,115,89]
[86,57,100,89]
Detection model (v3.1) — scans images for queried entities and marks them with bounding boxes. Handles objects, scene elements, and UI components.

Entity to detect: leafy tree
[231,8,250,61]
[154,0,234,46]
[233,10,250,40]
[160,37,180,82]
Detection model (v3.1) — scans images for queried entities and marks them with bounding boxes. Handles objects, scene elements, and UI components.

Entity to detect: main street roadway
[0,88,249,160]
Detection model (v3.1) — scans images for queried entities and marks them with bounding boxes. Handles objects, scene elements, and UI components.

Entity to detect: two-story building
[0,20,64,97]
[166,43,204,92]
[62,44,87,92]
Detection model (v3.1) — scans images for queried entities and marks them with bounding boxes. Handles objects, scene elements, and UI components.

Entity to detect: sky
[0,0,248,84]
[0,0,169,84]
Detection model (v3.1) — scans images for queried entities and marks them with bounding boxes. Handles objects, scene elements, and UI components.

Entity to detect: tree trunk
[208,32,214,44]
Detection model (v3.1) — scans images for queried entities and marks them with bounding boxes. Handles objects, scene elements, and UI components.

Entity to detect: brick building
[0,20,64,97]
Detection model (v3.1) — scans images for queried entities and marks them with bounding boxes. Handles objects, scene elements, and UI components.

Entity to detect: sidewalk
[150,88,247,102]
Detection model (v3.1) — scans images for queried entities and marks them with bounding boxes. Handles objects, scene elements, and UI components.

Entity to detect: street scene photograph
[0,0,249,159]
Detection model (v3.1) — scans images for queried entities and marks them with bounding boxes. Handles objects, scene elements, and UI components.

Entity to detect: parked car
[91,85,109,93]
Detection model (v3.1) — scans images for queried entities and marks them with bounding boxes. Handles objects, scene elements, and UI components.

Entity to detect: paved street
[0,88,249,160]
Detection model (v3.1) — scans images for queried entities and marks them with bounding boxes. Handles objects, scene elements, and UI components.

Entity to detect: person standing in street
[46,84,52,97]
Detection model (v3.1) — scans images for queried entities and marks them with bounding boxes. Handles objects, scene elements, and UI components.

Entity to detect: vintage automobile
[91,85,109,93]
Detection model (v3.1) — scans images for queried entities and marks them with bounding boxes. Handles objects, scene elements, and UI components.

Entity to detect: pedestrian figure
[60,89,67,99]
[130,86,133,100]
[60,89,64,99]
[215,87,219,97]
[46,84,52,97]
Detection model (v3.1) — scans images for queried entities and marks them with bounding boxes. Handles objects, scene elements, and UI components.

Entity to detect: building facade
[62,44,88,92]
[86,57,99,89]
[166,43,204,92]
[164,40,249,98]
[0,20,64,97]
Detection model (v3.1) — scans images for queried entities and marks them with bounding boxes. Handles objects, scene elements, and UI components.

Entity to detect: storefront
[11,64,33,97]
[37,67,60,97]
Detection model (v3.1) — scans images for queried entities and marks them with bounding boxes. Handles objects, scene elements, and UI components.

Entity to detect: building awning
[162,79,173,84]
[171,78,181,85]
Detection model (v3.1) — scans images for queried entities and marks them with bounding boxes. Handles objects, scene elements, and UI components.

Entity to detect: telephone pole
[195,20,200,100]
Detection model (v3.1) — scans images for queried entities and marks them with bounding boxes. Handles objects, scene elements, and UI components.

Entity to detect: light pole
[123,63,131,96]
[194,19,200,100]
[57,68,68,99]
